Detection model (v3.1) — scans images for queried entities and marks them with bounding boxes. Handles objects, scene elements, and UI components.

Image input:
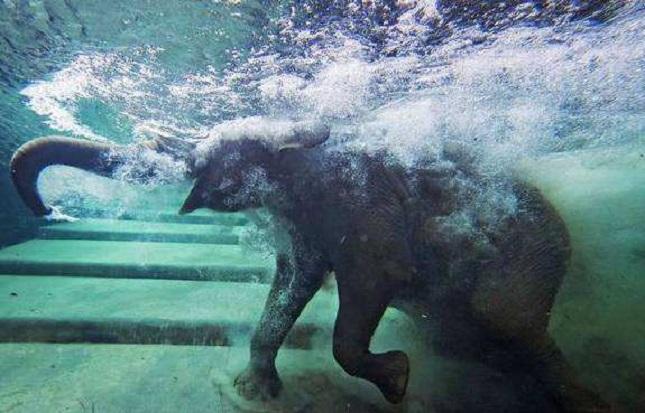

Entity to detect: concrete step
[150,210,248,226]
[0,275,414,347]
[64,206,249,226]
[39,219,243,244]
[0,343,423,413]
[0,275,346,348]
[0,240,274,282]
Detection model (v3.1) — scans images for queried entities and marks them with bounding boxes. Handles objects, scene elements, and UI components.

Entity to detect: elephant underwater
[9,119,608,412]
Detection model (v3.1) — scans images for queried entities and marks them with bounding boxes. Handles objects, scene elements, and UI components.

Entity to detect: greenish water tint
[0,1,643,412]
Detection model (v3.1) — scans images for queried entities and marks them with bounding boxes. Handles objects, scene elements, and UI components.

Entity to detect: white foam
[193,117,328,170]
[18,3,644,230]
[43,205,79,223]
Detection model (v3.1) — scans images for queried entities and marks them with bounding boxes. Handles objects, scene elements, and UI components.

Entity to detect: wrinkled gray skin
[11,124,608,412]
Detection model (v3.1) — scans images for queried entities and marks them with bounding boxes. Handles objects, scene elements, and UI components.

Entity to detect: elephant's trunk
[10,136,126,216]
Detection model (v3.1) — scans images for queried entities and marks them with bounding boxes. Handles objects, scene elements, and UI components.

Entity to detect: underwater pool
[0,1,643,412]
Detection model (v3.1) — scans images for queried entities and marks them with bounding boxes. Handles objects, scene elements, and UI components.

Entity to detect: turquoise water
[0,1,643,412]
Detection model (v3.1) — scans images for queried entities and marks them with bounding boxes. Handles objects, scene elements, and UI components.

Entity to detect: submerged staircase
[0,209,341,347]
[0,207,414,412]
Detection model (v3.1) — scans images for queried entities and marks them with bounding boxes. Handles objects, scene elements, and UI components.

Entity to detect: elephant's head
[180,120,330,214]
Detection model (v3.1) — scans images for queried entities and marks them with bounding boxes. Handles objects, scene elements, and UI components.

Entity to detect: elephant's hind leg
[470,259,609,411]
[332,277,410,404]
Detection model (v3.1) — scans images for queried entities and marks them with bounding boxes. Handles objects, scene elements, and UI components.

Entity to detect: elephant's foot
[234,365,282,401]
[371,350,410,404]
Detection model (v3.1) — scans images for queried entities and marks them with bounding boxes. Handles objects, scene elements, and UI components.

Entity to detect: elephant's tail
[10,136,129,216]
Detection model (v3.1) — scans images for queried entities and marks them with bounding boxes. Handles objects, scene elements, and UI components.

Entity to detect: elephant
[10,119,608,412]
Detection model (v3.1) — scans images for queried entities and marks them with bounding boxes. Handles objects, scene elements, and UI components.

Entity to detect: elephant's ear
[277,121,330,151]
[179,174,208,215]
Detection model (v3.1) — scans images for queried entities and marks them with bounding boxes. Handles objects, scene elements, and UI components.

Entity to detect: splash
[16,1,644,219]
[20,2,643,150]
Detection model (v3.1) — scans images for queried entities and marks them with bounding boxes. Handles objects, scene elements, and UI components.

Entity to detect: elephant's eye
[218,178,235,191]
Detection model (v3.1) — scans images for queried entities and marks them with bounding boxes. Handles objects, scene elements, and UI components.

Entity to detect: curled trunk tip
[10,136,119,217]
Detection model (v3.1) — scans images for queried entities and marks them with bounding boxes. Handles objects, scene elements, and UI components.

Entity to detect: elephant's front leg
[332,274,410,404]
[235,251,326,401]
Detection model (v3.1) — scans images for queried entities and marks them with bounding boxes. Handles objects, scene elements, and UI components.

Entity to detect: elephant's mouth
[178,202,195,215]
[179,183,204,215]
